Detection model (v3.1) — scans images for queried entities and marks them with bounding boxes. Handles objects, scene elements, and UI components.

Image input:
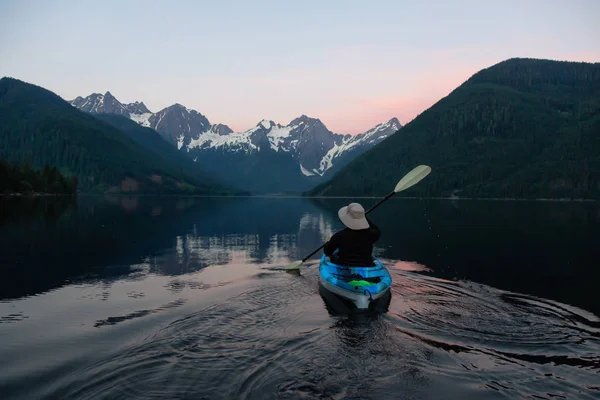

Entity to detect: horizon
[1,0,599,134]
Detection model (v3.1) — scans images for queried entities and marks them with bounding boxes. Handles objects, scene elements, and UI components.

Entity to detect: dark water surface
[0,196,598,399]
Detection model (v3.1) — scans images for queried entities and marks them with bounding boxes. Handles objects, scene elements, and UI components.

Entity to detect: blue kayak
[318,254,392,309]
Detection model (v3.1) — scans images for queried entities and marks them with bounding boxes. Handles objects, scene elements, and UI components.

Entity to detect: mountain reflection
[0,196,334,299]
[1,196,598,316]
[145,210,334,275]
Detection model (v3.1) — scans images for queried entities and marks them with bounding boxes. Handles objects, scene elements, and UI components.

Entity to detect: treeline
[0,158,78,195]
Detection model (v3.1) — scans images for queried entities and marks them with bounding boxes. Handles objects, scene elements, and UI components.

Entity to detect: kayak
[318,254,392,309]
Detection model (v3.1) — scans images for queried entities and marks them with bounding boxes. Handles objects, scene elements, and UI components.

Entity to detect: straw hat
[338,203,369,230]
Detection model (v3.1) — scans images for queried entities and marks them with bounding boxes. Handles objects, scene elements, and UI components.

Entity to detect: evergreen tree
[0,158,77,195]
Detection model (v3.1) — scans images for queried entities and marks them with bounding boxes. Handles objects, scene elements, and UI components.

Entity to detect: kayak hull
[318,254,392,310]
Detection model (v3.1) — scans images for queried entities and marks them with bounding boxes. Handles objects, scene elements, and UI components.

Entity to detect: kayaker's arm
[366,217,381,242]
[323,232,341,257]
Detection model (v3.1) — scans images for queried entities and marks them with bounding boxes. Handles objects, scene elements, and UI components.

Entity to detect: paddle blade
[394,165,432,193]
[284,260,304,270]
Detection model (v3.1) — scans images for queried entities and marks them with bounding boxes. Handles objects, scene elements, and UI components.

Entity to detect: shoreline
[3,192,596,203]
[1,193,76,197]
[64,193,598,203]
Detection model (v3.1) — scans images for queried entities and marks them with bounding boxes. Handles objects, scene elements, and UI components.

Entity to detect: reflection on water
[0,196,598,399]
[0,196,77,226]
[0,196,333,299]
[385,260,433,272]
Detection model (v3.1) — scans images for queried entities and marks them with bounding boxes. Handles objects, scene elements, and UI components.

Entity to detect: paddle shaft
[300,190,396,262]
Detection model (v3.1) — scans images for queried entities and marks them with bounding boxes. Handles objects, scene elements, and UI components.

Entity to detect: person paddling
[323,202,381,266]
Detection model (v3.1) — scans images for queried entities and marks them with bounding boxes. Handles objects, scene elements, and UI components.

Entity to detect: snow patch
[187,128,258,153]
[314,119,398,175]
[266,126,292,151]
[300,163,315,177]
[130,112,153,127]
[318,143,341,174]
[155,112,165,130]
[186,121,295,153]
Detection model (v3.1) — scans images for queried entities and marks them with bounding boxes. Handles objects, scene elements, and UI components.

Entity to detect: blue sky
[1,0,599,133]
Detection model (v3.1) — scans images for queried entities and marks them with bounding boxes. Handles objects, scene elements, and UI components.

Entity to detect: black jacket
[323,217,381,266]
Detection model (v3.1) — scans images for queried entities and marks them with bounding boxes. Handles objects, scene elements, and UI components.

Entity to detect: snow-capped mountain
[69,92,402,192]
[184,115,401,177]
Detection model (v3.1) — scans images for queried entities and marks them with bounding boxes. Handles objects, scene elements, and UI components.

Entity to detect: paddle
[284,165,432,271]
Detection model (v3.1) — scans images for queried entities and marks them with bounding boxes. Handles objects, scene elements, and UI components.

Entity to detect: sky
[1,0,599,134]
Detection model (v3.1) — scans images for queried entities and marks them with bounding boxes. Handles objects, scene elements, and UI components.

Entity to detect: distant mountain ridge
[70,91,152,116]
[308,58,600,199]
[0,77,241,195]
[69,92,402,192]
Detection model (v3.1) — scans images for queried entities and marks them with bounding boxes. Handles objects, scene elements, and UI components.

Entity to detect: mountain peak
[383,117,402,131]
[168,103,202,116]
[289,114,324,128]
[257,119,278,129]
[358,117,402,139]
[69,90,129,116]
[299,114,321,122]
[126,101,151,114]
[211,123,234,136]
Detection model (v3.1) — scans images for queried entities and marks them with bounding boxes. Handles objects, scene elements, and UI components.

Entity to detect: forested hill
[0,77,239,195]
[308,58,600,199]
[92,113,221,184]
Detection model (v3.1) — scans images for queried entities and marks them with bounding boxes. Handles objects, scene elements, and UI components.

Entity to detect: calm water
[0,196,598,399]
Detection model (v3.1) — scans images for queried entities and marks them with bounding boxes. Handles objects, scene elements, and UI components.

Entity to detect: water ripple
[387,271,600,399]
[15,268,600,400]
[93,299,187,328]
[0,311,29,324]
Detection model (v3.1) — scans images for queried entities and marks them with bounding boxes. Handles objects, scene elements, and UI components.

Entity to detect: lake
[0,196,598,399]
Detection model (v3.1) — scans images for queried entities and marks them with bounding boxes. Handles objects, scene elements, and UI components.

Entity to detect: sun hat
[338,202,369,230]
